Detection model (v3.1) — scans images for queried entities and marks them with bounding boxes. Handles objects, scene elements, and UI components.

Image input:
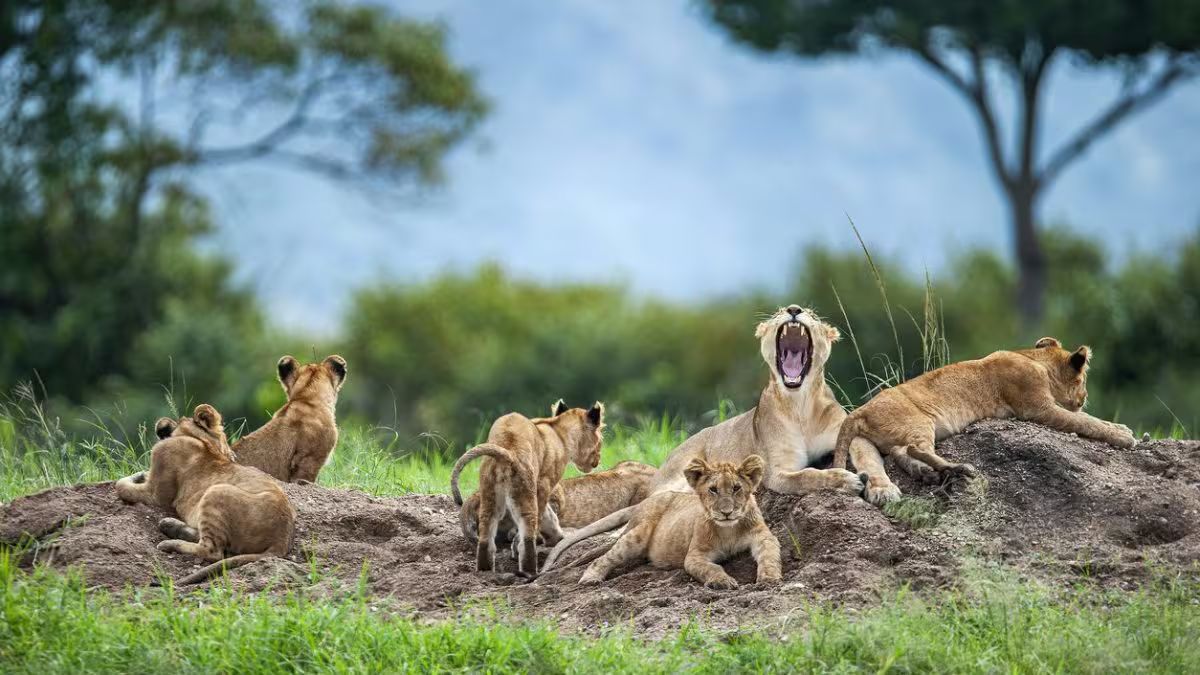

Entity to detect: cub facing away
[833,337,1137,505]
[450,400,604,577]
[459,459,657,545]
[234,355,347,483]
[545,455,782,590]
[115,404,295,585]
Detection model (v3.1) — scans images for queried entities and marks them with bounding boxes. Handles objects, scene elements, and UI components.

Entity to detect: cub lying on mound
[115,404,295,585]
[234,355,346,483]
[451,399,604,577]
[648,305,862,498]
[833,337,1137,505]
[459,459,657,545]
[543,456,781,590]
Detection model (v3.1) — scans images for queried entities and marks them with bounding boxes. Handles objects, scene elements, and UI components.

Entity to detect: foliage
[0,0,486,428]
[704,0,1200,322]
[3,550,1200,673]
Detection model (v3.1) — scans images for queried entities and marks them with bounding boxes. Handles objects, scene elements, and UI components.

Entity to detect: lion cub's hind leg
[474,489,501,573]
[158,518,199,542]
[904,440,977,490]
[580,523,651,585]
[512,491,541,578]
[889,446,940,485]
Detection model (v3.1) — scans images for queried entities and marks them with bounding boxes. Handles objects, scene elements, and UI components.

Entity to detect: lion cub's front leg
[749,525,782,585]
[1026,406,1136,449]
[683,547,738,590]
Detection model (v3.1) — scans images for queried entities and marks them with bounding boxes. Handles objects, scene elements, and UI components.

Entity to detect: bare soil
[4,420,1200,635]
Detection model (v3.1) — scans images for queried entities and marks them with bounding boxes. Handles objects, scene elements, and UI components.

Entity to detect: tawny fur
[115,404,295,585]
[233,355,346,483]
[449,400,604,577]
[459,460,657,545]
[545,456,782,590]
[832,336,1137,506]
[648,305,862,498]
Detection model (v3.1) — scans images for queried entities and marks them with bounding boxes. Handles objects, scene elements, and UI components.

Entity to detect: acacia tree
[706,0,1200,324]
[0,0,486,406]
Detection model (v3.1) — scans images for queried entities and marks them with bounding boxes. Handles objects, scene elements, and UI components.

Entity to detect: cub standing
[450,400,603,577]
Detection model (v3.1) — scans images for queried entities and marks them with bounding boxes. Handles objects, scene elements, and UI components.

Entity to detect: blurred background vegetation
[2,0,1197,450]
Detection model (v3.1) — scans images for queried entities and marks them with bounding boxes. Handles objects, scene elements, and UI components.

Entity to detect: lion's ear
[587,402,604,427]
[324,355,347,390]
[739,454,765,490]
[1069,346,1091,373]
[824,324,841,343]
[684,458,709,489]
[154,417,178,440]
[551,399,568,417]
[754,320,771,339]
[1035,337,1061,349]
[193,404,222,431]
[277,355,299,391]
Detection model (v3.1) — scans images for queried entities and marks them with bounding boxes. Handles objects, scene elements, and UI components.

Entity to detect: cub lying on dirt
[543,455,781,590]
[833,337,1137,505]
[450,399,604,577]
[459,459,657,545]
[115,404,295,585]
[234,355,347,483]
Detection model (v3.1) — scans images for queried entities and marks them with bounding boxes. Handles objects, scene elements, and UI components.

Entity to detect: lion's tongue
[781,349,806,379]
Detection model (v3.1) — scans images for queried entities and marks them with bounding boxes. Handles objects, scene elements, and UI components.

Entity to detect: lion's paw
[704,575,739,590]
[756,574,782,587]
[579,571,605,585]
[864,480,901,506]
[831,469,864,495]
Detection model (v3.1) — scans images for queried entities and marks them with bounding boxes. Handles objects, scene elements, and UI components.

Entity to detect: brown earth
[3,419,1200,635]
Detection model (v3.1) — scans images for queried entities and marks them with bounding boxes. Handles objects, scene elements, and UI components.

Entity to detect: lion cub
[116,404,295,585]
[544,456,781,589]
[450,399,604,577]
[234,355,346,483]
[833,337,1138,505]
[459,459,657,545]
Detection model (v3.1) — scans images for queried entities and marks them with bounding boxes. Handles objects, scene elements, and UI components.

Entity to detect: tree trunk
[1010,184,1045,327]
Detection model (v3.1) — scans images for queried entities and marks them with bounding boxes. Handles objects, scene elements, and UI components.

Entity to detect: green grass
[3,551,1199,673]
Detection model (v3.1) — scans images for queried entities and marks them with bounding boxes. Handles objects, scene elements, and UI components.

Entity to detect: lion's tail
[162,553,274,586]
[450,443,531,506]
[831,415,862,470]
[541,505,636,572]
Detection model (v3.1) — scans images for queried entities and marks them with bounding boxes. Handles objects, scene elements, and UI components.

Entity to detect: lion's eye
[732,484,741,493]
[708,486,718,495]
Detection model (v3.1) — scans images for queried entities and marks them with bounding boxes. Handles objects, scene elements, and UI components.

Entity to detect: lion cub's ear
[551,399,568,417]
[684,458,710,489]
[193,404,222,432]
[738,454,765,490]
[1035,337,1061,349]
[586,402,604,427]
[1069,346,1091,372]
[324,355,348,390]
[277,355,299,391]
[154,417,178,440]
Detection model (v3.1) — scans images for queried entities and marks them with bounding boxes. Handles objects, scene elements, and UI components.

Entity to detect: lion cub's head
[276,354,347,405]
[1030,337,1091,411]
[754,305,841,390]
[154,404,235,461]
[684,455,765,528]
[547,399,605,474]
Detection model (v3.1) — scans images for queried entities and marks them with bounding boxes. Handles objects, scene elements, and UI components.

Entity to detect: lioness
[115,404,295,585]
[544,456,782,590]
[459,459,657,545]
[832,337,1137,505]
[234,355,347,483]
[450,400,604,577]
[648,305,862,497]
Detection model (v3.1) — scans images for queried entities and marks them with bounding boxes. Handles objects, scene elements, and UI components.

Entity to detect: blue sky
[193,1,1200,332]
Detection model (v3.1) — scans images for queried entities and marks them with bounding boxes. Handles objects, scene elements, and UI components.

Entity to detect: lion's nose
[721,509,734,518]
[786,305,802,318]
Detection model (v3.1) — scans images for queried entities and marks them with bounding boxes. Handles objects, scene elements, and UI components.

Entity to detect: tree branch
[1040,57,1195,187]
[190,78,326,165]
[965,44,1013,192]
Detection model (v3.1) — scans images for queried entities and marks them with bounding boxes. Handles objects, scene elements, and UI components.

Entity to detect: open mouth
[776,322,812,389]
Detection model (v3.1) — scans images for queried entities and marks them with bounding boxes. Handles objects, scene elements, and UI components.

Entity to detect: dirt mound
[3,420,1199,635]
